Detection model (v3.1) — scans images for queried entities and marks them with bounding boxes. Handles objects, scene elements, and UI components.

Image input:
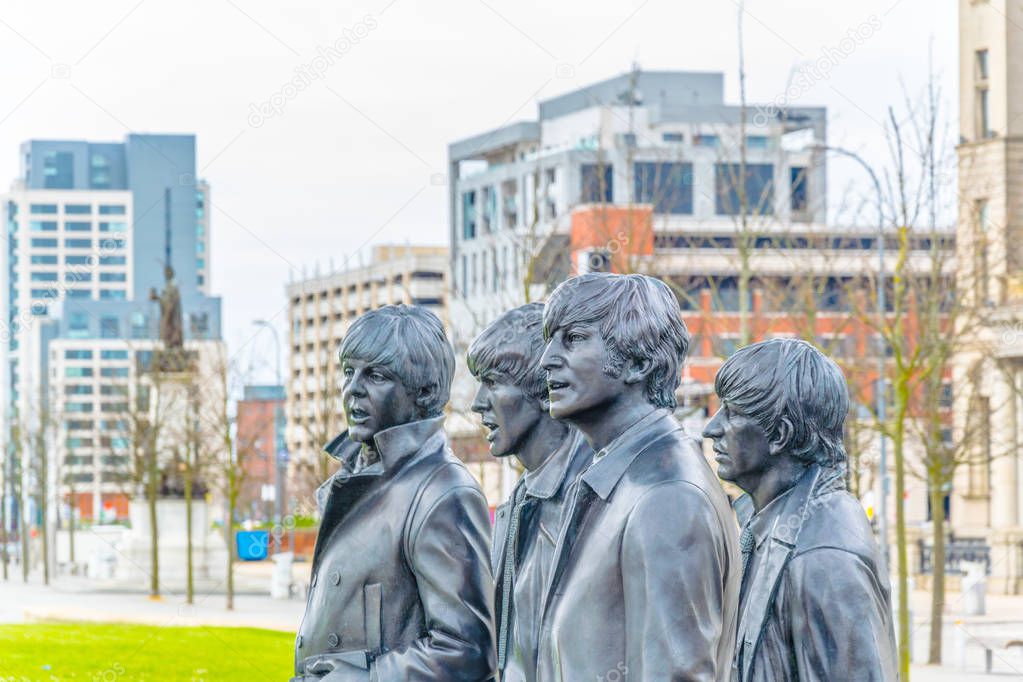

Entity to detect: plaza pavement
[2,561,1021,679]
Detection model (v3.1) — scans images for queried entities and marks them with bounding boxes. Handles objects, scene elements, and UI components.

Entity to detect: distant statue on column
[150,264,184,350]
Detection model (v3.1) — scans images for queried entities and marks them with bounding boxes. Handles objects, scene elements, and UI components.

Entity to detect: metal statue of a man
[703,338,897,681]
[467,302,592,681]
[536,272,740,680]
[150,264,183,349]
[293,304,496,681]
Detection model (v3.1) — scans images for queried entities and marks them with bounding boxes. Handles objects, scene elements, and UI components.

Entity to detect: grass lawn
[0,622,294,681]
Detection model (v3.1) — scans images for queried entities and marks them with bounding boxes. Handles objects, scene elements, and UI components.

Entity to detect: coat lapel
[492,498,512,574]
[738,466,823,682]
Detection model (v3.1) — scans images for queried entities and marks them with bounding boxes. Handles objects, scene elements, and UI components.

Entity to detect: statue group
[292,272,898,681]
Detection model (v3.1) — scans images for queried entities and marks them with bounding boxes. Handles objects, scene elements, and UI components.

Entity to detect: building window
[65,385,93,396]
[68,312,90,338]
[65,238,92,248]
[482,186,496,233]
[66,221,91,232]
[100,316,120,339]
[130,312,147,339]
[65,204,91,215]
[975,198,991,303]
[30,204,58,214]
[100,272,126,282]
[65,349,93,360]
[99,221,126,233]
[976,49,991,139]
[65,271,91,283]
[65,367,93,378]
[98,205,126,215]
[662,132,684,143]
[790,167,808,212]
[30,272,58,282]
[101,349,128,360]
[100,256,126,266]
[66,402,94,413]
[30,221,57,232]
[715,163,775,215]
[31,255,57,265]
[634,162,693,214]
[463,191,477,240]
[66,255,92,265]
[66,289,91,299]
[694,134,719,148]
[30,238,57,248]
[189,312,210,337]
[745,135,770,150]
[580,164,613,203]
[101,367,129,378]
[100,290,126,300]
[42,152,74,189]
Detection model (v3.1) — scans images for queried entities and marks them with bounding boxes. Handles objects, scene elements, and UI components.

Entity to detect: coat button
[327,633,340,648]
[330,570,341,586]
[296,634,303,648]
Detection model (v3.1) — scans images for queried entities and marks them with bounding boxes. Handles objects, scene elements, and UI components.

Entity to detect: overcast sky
[0,0,957,382]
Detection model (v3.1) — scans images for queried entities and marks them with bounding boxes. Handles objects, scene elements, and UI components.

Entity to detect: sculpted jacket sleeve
[621,482,730,681]
[786,548,896,682]
[370,483,497,682]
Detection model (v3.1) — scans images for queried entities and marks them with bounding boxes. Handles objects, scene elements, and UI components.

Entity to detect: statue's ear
[769,416,793,456]
[415,383,437,415]
[623,357,653,385]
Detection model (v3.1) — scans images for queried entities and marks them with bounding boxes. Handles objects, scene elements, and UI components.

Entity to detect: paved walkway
[3,564,1022,679]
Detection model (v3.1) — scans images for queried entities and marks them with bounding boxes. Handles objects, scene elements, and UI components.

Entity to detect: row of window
[27,255,126,265]
[29,288,125,300]
[64,349,129,360]
[29,203,125,215]
[64,402,130,413]
[26,238,126,249]
[461,162,809,240]
[65,419,129,432]
[290,271,445,307]
[65,385,129,396]
[26,221,126,232]
[651,234,954,252]
[31,271,126,282]
[65,366,129,378]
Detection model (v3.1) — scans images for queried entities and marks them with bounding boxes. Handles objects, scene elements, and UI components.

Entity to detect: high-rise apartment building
[2,134,222,524]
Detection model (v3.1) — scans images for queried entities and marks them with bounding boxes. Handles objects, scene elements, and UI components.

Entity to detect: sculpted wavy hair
[339,304,455,418]
[714,338,850,466]
[466,302,547,403]
[542,273,690,409]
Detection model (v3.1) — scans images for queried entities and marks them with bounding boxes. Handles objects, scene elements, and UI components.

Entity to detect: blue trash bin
[236,530,269,561]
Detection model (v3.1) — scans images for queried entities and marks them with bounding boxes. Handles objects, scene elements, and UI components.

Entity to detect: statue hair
[543,273,689,409]
[466,303,547,403]
[339,304,454,418]
[714,338,850,467]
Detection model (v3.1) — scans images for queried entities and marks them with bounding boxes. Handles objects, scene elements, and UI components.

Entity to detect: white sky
[0,0,957,382]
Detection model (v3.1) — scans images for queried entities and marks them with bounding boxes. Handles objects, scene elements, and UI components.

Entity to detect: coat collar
[323,416,446,472]
[522,429,588,500]
[738,463,837,681]
[579,409,678,500]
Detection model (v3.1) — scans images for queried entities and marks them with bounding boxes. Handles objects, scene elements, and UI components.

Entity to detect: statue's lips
[547,379,570,394]
[480,419,500,442]
[347,407,370,424]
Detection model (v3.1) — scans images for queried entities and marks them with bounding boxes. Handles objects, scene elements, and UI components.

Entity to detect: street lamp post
[252,320,285,532]
[811,143,890,572]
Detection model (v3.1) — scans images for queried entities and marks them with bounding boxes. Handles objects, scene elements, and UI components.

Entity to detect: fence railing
[919,536,990,576]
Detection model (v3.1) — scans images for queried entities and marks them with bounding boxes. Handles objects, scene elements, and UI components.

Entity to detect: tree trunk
[893,400,911,677]
[147,444,160,598]
[225,490,235,611]
[184,468,194,605]
[928,481,947,664]
[39,449,49,586]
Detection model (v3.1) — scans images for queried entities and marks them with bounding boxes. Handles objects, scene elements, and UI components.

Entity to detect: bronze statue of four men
[293,272,898,681]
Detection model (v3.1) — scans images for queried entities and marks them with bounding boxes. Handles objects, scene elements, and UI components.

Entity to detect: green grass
[0,622,294,681]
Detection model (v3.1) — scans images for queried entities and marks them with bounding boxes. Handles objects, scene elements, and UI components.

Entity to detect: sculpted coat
[293,417,496,681]
[536,410,741,681]
[733,464,897,682]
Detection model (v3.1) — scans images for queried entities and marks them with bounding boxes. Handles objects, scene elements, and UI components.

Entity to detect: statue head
[339,304,454,444]
[540,272,689,421]
[703,338,849,492]
[467,303,553,459]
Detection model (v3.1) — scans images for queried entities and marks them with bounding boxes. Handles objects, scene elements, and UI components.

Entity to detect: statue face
[702,403,772,491]
[341,357,420,444]
[541,322,625,421]
[471,370,545,459]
